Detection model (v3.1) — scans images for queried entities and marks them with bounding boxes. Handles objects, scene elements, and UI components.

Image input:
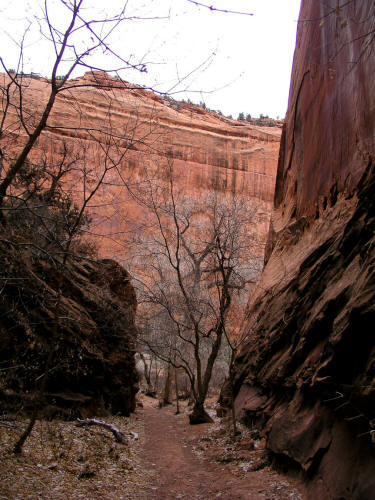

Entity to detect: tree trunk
[229,350,238,435]
[162,362,172,406]
[13,409,37,454]
[229,373,238,435]
[189,400,213,425]
[154,365,160,393]
[139,353,156,397]
[174,366,180,414]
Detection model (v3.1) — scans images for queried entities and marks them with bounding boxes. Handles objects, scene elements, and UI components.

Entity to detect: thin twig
[185,0,253,16]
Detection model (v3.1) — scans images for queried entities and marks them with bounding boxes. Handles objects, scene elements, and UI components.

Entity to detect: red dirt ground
[139,399,304,499]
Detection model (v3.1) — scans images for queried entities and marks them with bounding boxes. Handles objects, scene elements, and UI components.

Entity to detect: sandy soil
[0,397,304,499]
[139,397,304,499]
[0,413,150,499]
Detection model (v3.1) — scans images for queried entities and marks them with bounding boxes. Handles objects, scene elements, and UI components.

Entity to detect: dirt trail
[139,401,303,499]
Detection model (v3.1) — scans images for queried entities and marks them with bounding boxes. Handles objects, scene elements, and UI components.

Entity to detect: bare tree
[130,161,262,424]
[0,0,165,454]
[0,0,171,217]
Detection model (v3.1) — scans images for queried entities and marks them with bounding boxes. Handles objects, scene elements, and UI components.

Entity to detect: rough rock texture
[0,244,138,418]
[0,72,281,258]
[229,2,375,499]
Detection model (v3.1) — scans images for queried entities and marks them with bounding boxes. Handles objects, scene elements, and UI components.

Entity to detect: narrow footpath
[139,400,304,499]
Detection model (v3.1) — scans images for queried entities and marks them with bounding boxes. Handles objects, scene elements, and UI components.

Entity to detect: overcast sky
[0,0,301,118]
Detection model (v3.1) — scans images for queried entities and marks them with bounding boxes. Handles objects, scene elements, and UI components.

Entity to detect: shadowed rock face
[0,249,138,418]
[229,1,375,498]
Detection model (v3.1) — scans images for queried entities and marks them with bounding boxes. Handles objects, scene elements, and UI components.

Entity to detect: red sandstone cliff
[0,71,280,259]
[228,2,375,499]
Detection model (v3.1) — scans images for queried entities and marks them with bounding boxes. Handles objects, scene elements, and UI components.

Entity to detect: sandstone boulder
[0,244,138,418]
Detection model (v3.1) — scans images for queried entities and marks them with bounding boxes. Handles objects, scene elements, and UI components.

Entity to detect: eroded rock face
[0,246,138,418]
[229,2,375,498]
[0,72,281,258]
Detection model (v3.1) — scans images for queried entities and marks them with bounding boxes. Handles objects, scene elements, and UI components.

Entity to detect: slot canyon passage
[1,0,375,499]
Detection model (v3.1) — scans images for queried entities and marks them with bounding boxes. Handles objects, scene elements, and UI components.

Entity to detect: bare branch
[185,0,253,16]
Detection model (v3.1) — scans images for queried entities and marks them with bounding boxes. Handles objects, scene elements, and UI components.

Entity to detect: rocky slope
[0,71,281,259]
[228,1,375,499]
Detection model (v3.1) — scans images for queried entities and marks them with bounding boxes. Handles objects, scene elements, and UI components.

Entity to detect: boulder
[0,245,138,418]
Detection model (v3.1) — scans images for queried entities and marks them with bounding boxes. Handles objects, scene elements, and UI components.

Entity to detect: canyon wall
[0,71,281,416]
[0,71,281,261]
[229,1,375,498]
[0,246,139,417]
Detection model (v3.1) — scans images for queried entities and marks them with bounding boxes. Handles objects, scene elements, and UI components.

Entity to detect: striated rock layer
[229,2,375,499]
[0,71,280,259]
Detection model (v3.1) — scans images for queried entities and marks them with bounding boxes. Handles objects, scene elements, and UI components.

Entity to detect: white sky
[0,0,301,118]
